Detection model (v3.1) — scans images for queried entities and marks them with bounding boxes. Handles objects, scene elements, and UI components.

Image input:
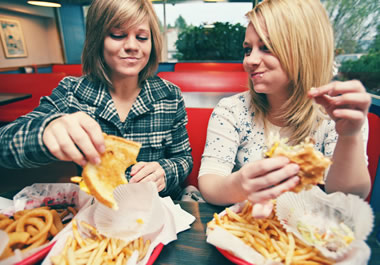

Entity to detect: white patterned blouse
[199,91,368,179]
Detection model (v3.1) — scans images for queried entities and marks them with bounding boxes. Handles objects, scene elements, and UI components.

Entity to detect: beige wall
[0,0,64,68]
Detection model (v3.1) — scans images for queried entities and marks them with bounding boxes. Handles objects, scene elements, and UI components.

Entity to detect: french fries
[51,219,151,265]
[208,202,335,265]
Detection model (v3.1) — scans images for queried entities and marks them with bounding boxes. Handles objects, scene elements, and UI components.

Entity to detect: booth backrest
[174,62,244,72]
[52,64,82,77]
[158,71,249,92]
[185,108,213,188]
[0,73,66,122]
[367,112,380,201]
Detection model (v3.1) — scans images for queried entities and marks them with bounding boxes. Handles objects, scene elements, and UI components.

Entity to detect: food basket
[206,187,373,265]
[14,243,55,265]
[0,183,93,265]
[275,187,374,261]
[13,242,164,265]
[1,182,195,265]
[42,182,195,265]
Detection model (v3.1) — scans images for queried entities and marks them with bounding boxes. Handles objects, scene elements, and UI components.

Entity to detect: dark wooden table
[0,93,32,106]
[366,210,380,265]
[155,201,234,265]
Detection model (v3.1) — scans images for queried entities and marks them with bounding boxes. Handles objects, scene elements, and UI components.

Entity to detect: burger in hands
[265,136,332,193]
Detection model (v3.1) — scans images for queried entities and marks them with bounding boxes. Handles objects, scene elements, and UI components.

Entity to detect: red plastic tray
[147,243,164,265]
[15,242,56,265]
[216,247,254,265]
[14,242,164,265]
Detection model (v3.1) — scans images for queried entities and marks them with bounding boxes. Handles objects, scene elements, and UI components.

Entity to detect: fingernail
[280,156,290,163]
[80,159,87,167]
[333,98,340,105]
[93,157,101,165]
[291,164,300,172]
[99,145,106,153]
[309,87,317,95]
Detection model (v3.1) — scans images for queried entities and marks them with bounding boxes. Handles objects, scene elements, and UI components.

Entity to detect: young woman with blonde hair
[0,0,193,199]
[198,0,371,214]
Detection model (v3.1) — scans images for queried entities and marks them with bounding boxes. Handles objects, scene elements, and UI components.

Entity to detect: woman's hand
[233,156,299,204]
[129,161,166,192]
[308,80,371,137]
[42,112,105,166]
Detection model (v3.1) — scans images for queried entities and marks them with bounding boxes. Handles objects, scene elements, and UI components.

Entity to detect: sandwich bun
[82,133,141,210]
[265,136,332,192]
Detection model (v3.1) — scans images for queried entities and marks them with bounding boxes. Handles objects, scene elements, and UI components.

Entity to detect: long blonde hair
[246,0,334,144]
[82,0,162,87]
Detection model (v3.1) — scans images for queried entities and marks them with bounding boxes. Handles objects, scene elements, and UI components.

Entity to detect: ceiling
[59,0,91,5]
[58,0,253,5]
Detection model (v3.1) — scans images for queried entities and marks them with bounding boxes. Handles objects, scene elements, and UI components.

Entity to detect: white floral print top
[199,91,368,178]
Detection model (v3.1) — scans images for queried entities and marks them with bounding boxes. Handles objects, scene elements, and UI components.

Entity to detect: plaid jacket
[0,75,193,199]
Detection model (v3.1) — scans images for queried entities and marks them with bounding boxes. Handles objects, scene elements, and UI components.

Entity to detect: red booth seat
[158,71,249,92]
[0,73,66,122]
[52,64,82,77]
[185,108,213,188]
[367,112,380,202]
[174,62,244,72]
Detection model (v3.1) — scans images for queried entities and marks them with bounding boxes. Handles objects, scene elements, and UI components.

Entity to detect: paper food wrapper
[276,186,373,261]
[206,202,280,265]
[206,189,372,265]
[94,183,165,243]
[0,231,9,261]
[42,182,196,265]
[1,183,93,216]
[0,183,93,265]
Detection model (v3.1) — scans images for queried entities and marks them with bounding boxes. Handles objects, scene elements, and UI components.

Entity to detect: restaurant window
[152,1,253,62]
[322,0,379,96]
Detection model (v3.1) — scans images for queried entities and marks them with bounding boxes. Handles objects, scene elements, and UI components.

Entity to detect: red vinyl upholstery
[52,64,82,77]
[185,108,213,188]
[367,112,380,201]
[157,71,248,92]
[174,62,244,72]
[0,73,66,122]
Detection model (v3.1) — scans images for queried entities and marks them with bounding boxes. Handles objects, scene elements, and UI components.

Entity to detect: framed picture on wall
[0,18,28,58]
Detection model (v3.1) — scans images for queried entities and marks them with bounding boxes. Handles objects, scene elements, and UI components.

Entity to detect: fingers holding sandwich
[235,157,300,204]
[43,112,105,166]
[229,157,300,219]
[130,162,166,192]
[265,136,332,193]
[247,174,300,204]
[81,134,141,210]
